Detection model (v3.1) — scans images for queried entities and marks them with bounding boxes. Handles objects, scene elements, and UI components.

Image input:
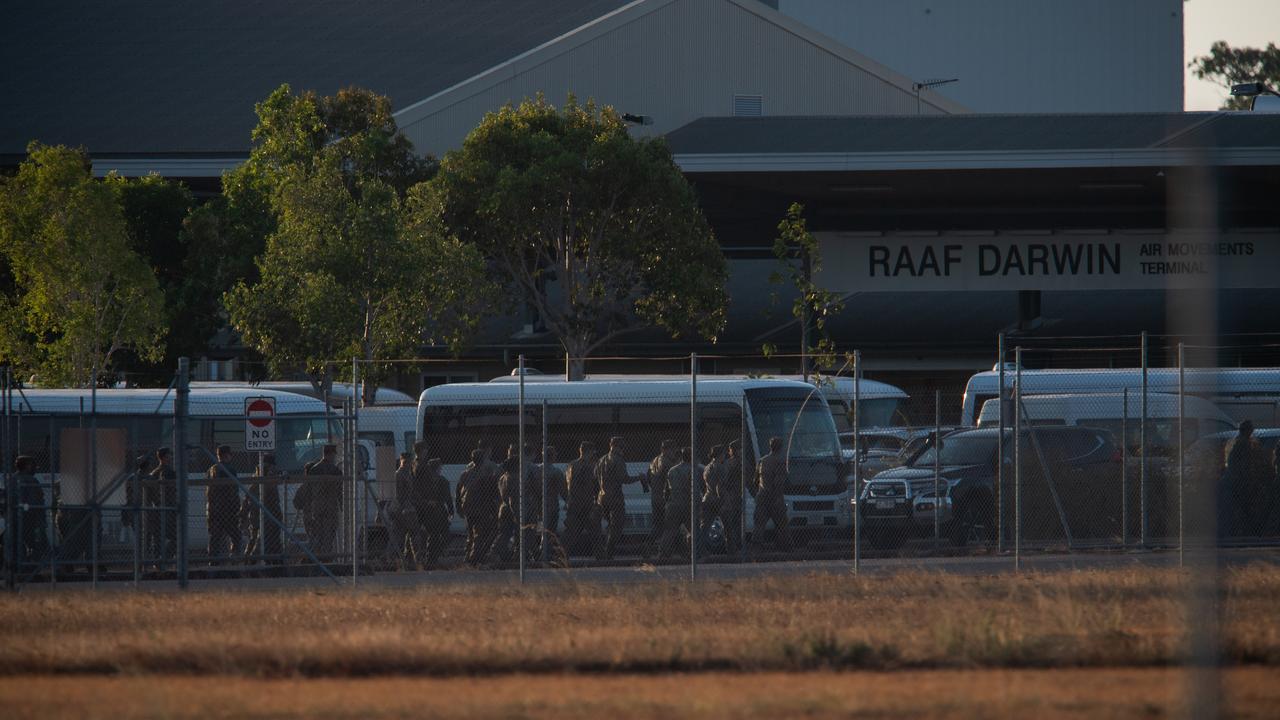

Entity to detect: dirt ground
[3,668,1278,719]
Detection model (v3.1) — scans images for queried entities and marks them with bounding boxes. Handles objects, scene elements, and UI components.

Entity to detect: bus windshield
[746,388,841,459]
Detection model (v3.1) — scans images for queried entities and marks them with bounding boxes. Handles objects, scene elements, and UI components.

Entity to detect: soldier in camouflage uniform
[490,444,527,563]
[595,436,642,561]
[415,457,454,570]
[700,445,727,551]
[644,439,679,557]
[537,446,567,558]
[297,444,343,557]
[718,440,745,555]
[456,448,498,566]
[753,436,792,552]
[562,441,598,557]
[658,447,703,559]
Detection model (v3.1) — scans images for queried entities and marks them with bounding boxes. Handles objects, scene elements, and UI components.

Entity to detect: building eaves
[667,113,1280,172]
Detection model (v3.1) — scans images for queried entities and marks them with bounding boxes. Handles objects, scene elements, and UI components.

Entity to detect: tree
[766,203,846,378]
[0,143,166,386]
[224,85,493,401]
[426,96,729,379]
[117,174,206,374]
[1191,41,1280,110]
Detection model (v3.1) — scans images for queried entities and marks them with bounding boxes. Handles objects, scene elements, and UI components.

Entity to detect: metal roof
[0,0,631,156]
[666,113,1280,156]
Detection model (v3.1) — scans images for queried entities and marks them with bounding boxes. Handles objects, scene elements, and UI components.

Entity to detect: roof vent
[732,94,763,117]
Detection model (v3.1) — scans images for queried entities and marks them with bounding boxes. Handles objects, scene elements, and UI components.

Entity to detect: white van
[976,392,1236,451]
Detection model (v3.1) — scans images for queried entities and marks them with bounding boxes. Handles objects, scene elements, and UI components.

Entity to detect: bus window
[546,405,613,462]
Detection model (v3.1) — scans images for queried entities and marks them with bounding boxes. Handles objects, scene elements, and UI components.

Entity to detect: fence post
[1178,342,1185,568]
[1121,387,1129,547]
[175,357,190,590]
[1014,347,1022,573]
[90,373,99,589]
[1140,330,1149,547]
[541,399,549,564]
[934,389,941,543]
[739,397,747,562]
[853,350,861,575]
[3,366,14,591]
[518,354,526,584]
[997,334,1005,551]
[352,359,359,588]
[690,352,698,582]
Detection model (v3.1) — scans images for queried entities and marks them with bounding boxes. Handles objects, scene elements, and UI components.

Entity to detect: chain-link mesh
[6,340,1278,588]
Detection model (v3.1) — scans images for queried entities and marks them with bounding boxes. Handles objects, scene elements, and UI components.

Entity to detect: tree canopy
[1191,41,1280,110]
[0,143,166,386]
[224,85,494,399]
[426,96,728,378]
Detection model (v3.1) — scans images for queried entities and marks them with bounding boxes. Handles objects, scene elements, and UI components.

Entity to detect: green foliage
[116,174,209,372]
[768,203,846,374]
[224,85,489,396]
[0,143,166,386]
[426,95,728,377]
[1190,41,1280,110]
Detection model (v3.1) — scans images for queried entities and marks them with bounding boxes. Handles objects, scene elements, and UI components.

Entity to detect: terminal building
[3,0,1276,403]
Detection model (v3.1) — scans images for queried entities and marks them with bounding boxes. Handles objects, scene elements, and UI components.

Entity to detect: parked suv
[858,426,1121,549]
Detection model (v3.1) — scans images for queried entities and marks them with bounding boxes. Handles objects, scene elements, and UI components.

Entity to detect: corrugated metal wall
[398,0,945,157]
[776,0,1184,113]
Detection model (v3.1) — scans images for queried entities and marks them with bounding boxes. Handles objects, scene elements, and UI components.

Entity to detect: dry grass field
[2,565,1279,676]
[3,566,1279,718]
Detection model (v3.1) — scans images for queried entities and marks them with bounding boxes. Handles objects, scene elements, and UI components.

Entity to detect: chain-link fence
[5,339,1278,588]
[1,361,362,588]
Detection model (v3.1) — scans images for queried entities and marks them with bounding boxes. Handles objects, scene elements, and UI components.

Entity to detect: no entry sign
[245,396,276,451]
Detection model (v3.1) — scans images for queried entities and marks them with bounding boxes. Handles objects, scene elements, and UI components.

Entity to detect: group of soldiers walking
[5,432,799,574]
[437,433,794,567]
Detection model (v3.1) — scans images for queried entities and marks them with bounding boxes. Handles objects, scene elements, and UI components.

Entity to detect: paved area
[15,546,1278,592]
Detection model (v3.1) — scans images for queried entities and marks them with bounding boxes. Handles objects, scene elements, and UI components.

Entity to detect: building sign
[814,231,1280,292]
[245,397,276,452]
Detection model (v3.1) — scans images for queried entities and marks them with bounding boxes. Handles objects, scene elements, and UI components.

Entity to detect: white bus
[976,392,1236,451]
[417,378,851,539]
[961,368,1280,427]
[3,387,364,554]
[191,380,417,408]
[491,373,909,434]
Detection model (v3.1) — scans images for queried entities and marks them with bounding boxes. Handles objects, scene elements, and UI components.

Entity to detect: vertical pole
[1178,343,1185,568]
[1140,331,1149,547]
[800,252,811,384]
[175,357,189,590]
[132,459,141,588]
[997,334,1006,551]
[739,398,747,562]
[1121,387,1129,547]
[257,452,265,567]
[541,399,548,564]
[352,359,359,588]
[3,366,14,590]
[518,355,526,584]
[690,353,698,582]
[853,350,861,575]
[90,374,98,589]
[933,389,941,543]
[1014,347,1023,573]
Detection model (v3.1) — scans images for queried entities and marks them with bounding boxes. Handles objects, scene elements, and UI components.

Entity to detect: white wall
[776,0,1184,112]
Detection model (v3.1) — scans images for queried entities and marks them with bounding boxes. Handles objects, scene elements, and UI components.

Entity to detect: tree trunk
[563,342,587,381]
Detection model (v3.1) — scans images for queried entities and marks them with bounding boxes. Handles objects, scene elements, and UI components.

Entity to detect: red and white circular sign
[247,398,274,427]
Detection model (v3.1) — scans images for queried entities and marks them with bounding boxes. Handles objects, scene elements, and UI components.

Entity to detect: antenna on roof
[912,78,959,115]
